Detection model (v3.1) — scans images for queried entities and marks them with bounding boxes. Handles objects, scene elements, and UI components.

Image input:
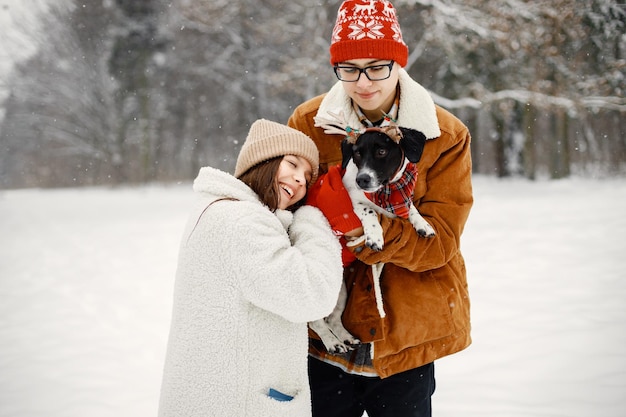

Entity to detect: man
[287,1,473,416]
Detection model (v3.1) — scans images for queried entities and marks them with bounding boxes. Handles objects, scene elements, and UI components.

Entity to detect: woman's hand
[306,165,362,237]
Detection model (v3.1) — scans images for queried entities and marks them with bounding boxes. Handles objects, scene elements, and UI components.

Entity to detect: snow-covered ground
[0,175,625,417]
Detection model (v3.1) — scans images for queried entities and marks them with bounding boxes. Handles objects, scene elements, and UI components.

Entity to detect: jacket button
[370,328,376,336]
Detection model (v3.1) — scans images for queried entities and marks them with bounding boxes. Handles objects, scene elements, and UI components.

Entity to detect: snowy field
[1,175,625,417]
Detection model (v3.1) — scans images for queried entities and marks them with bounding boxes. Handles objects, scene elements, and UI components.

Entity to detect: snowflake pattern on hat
[348,19,384,40]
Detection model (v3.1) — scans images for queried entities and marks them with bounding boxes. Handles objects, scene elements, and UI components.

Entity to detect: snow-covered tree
[396,0,625,178]
[0,0,623,188]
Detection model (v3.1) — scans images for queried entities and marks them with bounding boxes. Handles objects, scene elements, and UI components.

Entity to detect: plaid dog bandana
[365,162,417,219]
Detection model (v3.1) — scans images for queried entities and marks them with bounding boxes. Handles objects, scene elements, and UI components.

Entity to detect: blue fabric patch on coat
[268,388,294,402]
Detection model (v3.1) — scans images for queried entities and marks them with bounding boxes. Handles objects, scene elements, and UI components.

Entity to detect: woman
[158,119,343,417]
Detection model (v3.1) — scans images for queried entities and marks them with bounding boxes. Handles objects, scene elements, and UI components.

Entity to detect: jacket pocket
[253,388,310,417]
[376,267,457,355]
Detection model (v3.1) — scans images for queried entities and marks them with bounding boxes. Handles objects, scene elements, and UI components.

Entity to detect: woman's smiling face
[276,155,313,210]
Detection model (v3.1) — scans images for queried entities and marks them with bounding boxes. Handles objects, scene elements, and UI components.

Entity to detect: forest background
[0,0,624,189]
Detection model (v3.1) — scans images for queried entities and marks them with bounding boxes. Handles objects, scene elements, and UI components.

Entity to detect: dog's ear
[340,138,353,169]
[399,128,427,163]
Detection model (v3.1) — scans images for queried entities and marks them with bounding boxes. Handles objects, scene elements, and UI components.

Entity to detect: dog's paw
[417,223,436,238]
[327,339,361,355]
[330,325,361,349]
[343,336,361,347]
[365,234,384,251]
[360,212,384,251]
[317,333,348,354]
[409,208,436,238]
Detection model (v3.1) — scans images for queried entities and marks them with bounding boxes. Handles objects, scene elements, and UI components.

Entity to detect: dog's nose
[356,174,372,189]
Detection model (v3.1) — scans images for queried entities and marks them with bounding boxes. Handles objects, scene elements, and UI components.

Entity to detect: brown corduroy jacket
[287,69,473,378]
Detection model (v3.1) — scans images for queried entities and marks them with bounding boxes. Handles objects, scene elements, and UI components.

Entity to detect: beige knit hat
[235,119,319,184]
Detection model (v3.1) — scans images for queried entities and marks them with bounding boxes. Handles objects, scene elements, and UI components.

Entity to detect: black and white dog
[309,114,436,354]
[340,126,436,250]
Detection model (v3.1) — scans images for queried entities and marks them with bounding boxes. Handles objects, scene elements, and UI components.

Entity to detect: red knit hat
[330,0,408,67]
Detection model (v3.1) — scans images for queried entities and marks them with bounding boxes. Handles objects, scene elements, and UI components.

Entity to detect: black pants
[308,356,436,417]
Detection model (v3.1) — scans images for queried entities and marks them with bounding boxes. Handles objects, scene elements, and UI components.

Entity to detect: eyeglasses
[333,61,395,82]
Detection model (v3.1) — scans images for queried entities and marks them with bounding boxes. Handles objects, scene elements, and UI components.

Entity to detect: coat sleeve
[288,94,344,174]
[211,203,343,323]
[351,109,474,272]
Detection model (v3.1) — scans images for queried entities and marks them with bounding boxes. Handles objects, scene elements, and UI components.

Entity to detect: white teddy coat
[158,167,343,417]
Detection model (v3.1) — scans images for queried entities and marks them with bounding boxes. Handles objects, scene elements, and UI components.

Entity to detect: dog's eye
[376,149,388,158]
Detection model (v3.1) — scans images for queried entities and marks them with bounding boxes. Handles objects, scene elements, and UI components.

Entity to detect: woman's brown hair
[237,157,306,212]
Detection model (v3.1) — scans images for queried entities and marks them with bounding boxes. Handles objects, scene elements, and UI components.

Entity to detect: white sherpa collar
[193,167,259,202]
[192,167,294,228]
[317,68,441,139]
